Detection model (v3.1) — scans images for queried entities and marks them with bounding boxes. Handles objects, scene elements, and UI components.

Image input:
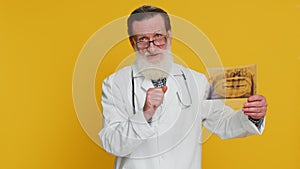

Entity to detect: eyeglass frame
[130,33,169,50]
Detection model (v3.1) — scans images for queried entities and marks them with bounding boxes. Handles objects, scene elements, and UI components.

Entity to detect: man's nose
[147,40,158,52]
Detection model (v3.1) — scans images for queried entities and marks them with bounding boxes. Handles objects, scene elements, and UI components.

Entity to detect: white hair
[135,46,173,80]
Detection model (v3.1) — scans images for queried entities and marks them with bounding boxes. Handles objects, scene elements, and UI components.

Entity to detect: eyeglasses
[131,33,168,50]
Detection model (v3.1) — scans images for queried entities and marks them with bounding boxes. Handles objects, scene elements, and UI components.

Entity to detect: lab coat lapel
[131,62,153,91]
[141,78,153,91]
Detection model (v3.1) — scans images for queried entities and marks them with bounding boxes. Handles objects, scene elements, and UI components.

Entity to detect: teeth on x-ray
[206,64,256,99]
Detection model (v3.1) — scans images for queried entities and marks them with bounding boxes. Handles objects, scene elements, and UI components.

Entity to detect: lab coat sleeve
[99,76,156,157]
[200,77,265,140]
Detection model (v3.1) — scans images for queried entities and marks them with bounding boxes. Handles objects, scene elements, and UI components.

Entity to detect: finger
[248,94,266,102]
[242,107,266,113]
[244,113,265,119]
[152,89,165,97]
[244,110,265,117]
[243,107,260,113]
[244,111,265,116]
[243,109,267,119]
[244,101,265,108]
[147,88,164,96]
[148,89,165,102]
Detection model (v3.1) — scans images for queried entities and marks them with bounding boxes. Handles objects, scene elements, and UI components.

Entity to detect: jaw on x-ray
[206,64,256,100]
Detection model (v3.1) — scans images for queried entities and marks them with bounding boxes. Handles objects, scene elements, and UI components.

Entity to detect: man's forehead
[131,14,166,35]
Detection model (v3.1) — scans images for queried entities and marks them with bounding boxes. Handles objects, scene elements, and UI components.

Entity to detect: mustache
[144,50,162,56]
[144,49,171,56]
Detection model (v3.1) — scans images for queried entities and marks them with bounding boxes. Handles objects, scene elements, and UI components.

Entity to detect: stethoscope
[131,69,192,115]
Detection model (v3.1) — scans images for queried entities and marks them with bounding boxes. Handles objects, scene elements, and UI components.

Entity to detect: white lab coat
[99,63,265,169]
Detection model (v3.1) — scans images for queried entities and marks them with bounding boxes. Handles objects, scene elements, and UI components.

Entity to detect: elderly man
[99,5,267,169]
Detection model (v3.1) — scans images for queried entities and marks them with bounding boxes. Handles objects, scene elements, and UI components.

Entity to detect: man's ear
[167,30,172,44]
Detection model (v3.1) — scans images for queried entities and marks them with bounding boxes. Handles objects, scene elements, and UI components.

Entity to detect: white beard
[136,48,173,81]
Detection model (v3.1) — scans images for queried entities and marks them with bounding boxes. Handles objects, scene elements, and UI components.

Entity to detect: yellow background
[1,0,300,169]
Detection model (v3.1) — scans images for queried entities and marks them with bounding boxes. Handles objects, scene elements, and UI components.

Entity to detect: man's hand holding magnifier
[143,86,168,122]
